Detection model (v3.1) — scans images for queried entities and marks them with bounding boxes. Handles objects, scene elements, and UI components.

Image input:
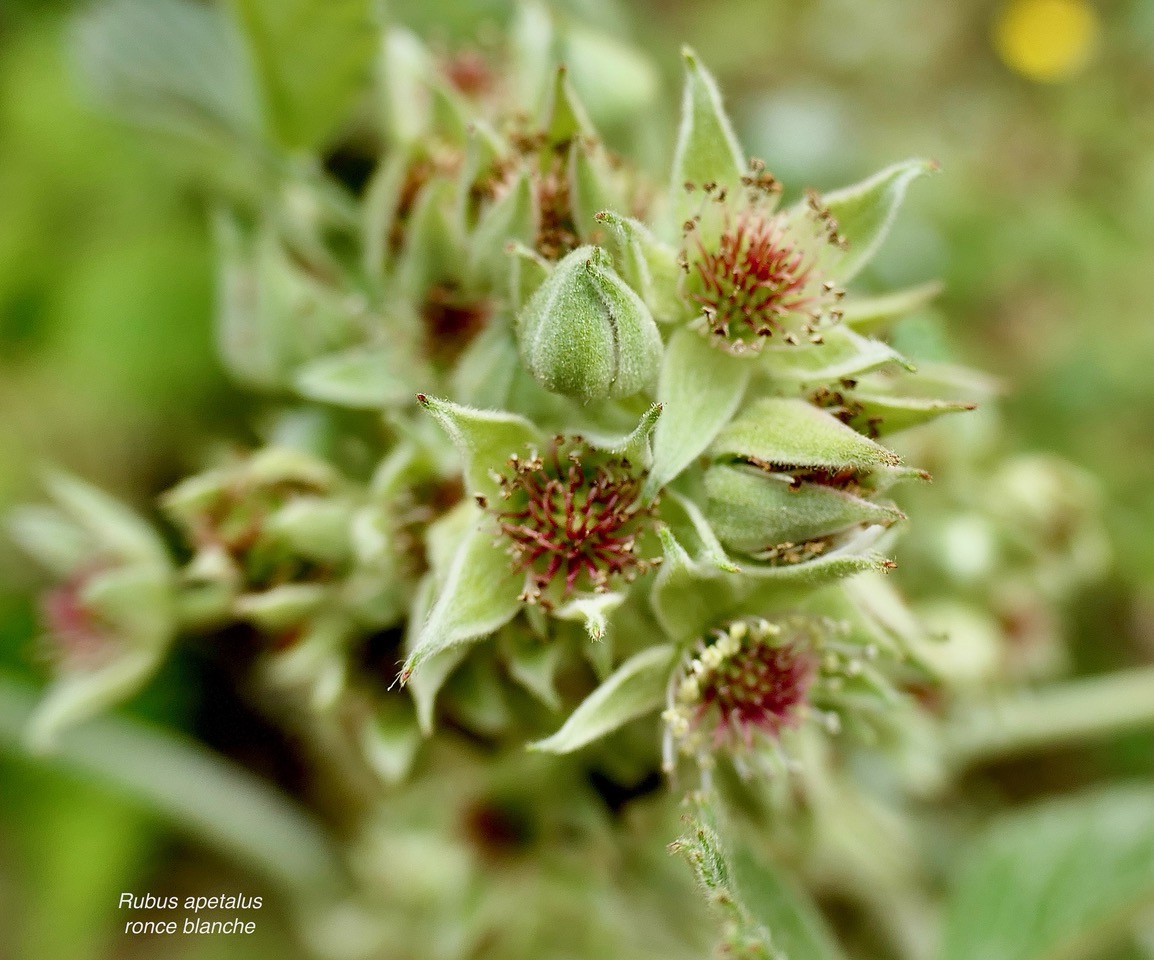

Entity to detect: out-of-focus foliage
[0,4,230,512]
[0,5,242,957]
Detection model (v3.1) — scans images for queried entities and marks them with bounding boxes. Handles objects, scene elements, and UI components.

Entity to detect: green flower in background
[8,473,175,751]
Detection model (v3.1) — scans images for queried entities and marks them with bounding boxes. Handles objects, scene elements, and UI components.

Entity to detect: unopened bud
[517,245,661,402]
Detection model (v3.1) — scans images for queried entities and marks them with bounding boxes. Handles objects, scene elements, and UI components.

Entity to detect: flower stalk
[946,665,1154,768]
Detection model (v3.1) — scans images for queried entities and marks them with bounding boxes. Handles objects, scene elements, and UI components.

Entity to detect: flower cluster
[14,6,970,796]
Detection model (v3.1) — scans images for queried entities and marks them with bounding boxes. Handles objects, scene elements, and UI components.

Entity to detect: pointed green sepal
[234,583,329,633]
[540,65,595,147]
[43,471,170,568]
[841,571,931,665]
[661,490,740,573]
[561,24,661,125]
[738,524,895,588]
[400,522,523,682]
[259,616,351,712]
[844,391,977,437]
[583,401,663,467]
[442,655,513,735]
[455,118,505,214]
[427,79,474,147]
[650,526,743,642]
[7,506,92,579]
[177,545,242,630]
[362,146,413,278]
[710,398,901,472]
[672,48,745,219]
[81,564,174,651]
[26,650,162,754]
[395,178,463,299]
[468,169,536,286]
[416,395,541,500]
[214,214,361,391]
[819,158,938,282]
[408,645,469,735]
[529,644,675,753]
[704,463,904,554]
[569,140,626,241]
[764,326,914,383]
[362,697,422,786]
[402,574,462,733]
[840,280,944,334]
[645,327,751,500]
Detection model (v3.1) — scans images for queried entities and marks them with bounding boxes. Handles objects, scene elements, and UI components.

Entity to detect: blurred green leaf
[941,786,1154,960]
[530,644,674,754]
[729,847,847,960]
[230,0,377,150]
[10,773,158,960]
[294,346,425,409]
[74,0,262,150]
[0,673,348,906]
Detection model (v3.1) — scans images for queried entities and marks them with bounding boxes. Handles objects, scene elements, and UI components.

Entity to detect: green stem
[947,665,1154,768]
[0,672,349,908]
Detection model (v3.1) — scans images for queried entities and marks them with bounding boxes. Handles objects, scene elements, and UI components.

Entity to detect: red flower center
[667,619,819,761]
[489,439,656,605]
[39,573,119,669]
[681,177,845,354]
[698,636,815,746]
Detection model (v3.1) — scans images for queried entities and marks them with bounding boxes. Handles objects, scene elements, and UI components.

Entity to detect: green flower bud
[703,462,904,558]
[516,245,661,402]
[234,583,329,634]
[265,496,356,566]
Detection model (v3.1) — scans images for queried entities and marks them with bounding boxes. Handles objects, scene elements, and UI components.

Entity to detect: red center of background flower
[39,573,118,669]
[697,636,815,746]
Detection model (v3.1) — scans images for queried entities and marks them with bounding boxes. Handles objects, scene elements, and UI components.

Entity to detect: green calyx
[517,245,663,402]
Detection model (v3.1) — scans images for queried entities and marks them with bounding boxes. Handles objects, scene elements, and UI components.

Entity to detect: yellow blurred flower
[994,0,1100,82]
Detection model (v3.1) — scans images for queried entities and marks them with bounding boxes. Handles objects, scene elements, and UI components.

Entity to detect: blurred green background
[2,0,1153,956]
